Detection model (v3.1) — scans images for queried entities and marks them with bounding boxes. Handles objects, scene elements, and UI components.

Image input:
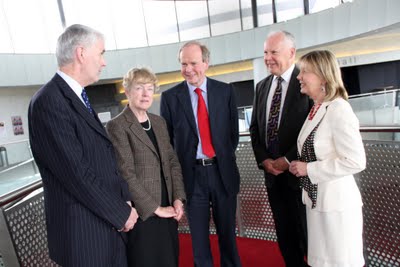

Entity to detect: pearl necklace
[142,118,151,131]
[141,113,152,131]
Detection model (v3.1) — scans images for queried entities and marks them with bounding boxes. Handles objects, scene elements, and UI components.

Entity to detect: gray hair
[123,67,159,92]
[178,40,210,63]
[56,24,104,67]
[267,30,296,49]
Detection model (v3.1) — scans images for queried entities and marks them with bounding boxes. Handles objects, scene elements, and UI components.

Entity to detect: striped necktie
[266,77,283,156]
[81,88,94,114]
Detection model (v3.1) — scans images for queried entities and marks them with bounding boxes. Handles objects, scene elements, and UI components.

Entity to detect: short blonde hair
[122,67,159,91]
[298,50,348,101]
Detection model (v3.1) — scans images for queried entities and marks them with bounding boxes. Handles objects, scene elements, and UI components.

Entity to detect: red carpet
[179,234,285,267]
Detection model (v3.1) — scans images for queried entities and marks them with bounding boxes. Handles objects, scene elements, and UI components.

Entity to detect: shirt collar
[187,77,208,93]
[56,70,84,96]
[274,64,295,83]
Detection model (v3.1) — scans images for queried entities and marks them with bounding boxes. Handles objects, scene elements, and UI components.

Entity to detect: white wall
[0,86,39,164]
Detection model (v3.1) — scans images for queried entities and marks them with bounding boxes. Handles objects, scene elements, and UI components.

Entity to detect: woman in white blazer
[289,50,366,267]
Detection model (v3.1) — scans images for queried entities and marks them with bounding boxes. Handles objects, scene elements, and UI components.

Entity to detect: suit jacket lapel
[123,107,158,156]
[176,82,198,135]
[54,74,109,140]
[206,79,218,131]
[280,67,300,127]
[149,114,164,159]
[259,76,273,139]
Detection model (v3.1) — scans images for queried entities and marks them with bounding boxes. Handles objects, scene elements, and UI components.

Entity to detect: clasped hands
[288,160,308,177]
[121,201,138,232]
[261,157,289,175]
[120,199,184,232]
[154,199,185,221]
[262,157,308,178]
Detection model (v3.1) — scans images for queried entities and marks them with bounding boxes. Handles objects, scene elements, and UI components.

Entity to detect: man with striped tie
[250,31,312,267]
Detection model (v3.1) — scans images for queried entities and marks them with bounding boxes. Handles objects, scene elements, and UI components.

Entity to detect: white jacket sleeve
[307,99,366,184]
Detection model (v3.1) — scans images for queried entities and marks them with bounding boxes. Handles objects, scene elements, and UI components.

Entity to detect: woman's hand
[154,206,177,218]
[173,199,185,221]
[289,160,308,177]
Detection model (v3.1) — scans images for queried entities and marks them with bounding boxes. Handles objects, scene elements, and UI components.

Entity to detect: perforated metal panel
[178,142,271,238]
[236,142,277,241]
[1,140,399,266]
[2,190,58,267]
[358,141,400,267]
[178,142,278,240]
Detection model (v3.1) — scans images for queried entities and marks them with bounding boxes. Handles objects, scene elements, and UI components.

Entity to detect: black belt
[195,157,217,166]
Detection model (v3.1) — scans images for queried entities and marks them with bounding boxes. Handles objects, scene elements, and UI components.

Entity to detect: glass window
[276,0,304,22]
[208,0,241,36]
[142,1,179,46]
[62,0,117,50]
[240,0,254,30]
[175,1,210,42]
[2,0,62,53]
[309,0,340,13]
[0,6,13,53]
[109,0,148,49]
[257,0,273,27]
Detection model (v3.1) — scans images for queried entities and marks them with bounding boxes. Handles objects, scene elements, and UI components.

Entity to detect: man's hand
[173,199,185,221]
[154,206,177,218]
[289,160,308,177]
[262,158,284,176]
[121,207,138,232]
[272,157,289,171]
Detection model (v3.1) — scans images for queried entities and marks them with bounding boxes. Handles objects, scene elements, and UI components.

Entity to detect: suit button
[165,176,169,180]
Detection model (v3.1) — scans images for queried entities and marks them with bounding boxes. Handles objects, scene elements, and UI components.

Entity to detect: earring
[321,85,325,92]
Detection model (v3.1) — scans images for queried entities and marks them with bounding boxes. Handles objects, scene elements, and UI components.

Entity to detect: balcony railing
[1,126,399,267]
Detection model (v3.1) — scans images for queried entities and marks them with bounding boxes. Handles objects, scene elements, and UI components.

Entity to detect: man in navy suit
[250,31,312,267]
[28,24,138,267]
[160,41,241,267]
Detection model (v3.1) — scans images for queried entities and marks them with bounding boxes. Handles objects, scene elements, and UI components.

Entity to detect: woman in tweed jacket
[106,67,186,267]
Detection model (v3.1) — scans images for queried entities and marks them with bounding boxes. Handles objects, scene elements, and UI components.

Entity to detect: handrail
[239,126,400,137]
[359,125,400,132]
[349,88,400,99]
[0,179,42,207]
[0,139,29,147]
[0,158,35,175]
[1,126,399,208]
[240,131,250,137]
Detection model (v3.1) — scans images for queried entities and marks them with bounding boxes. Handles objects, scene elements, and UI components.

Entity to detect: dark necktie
[81,88,94,114]
[266,77,283,156]
[194,88,215,158]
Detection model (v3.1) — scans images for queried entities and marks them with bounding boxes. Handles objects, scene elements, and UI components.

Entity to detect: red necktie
[195,88,215,158]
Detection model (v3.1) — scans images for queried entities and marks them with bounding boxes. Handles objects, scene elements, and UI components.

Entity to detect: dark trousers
[186,164,242,267]
[267,174,308,267]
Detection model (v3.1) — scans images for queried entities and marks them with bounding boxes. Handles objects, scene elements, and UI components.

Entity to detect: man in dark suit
[160,41,241,267]
[28,24,138,267]
[250,31,312,267]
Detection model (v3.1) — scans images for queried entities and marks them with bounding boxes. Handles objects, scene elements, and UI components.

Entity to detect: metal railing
[0,127,399,267]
